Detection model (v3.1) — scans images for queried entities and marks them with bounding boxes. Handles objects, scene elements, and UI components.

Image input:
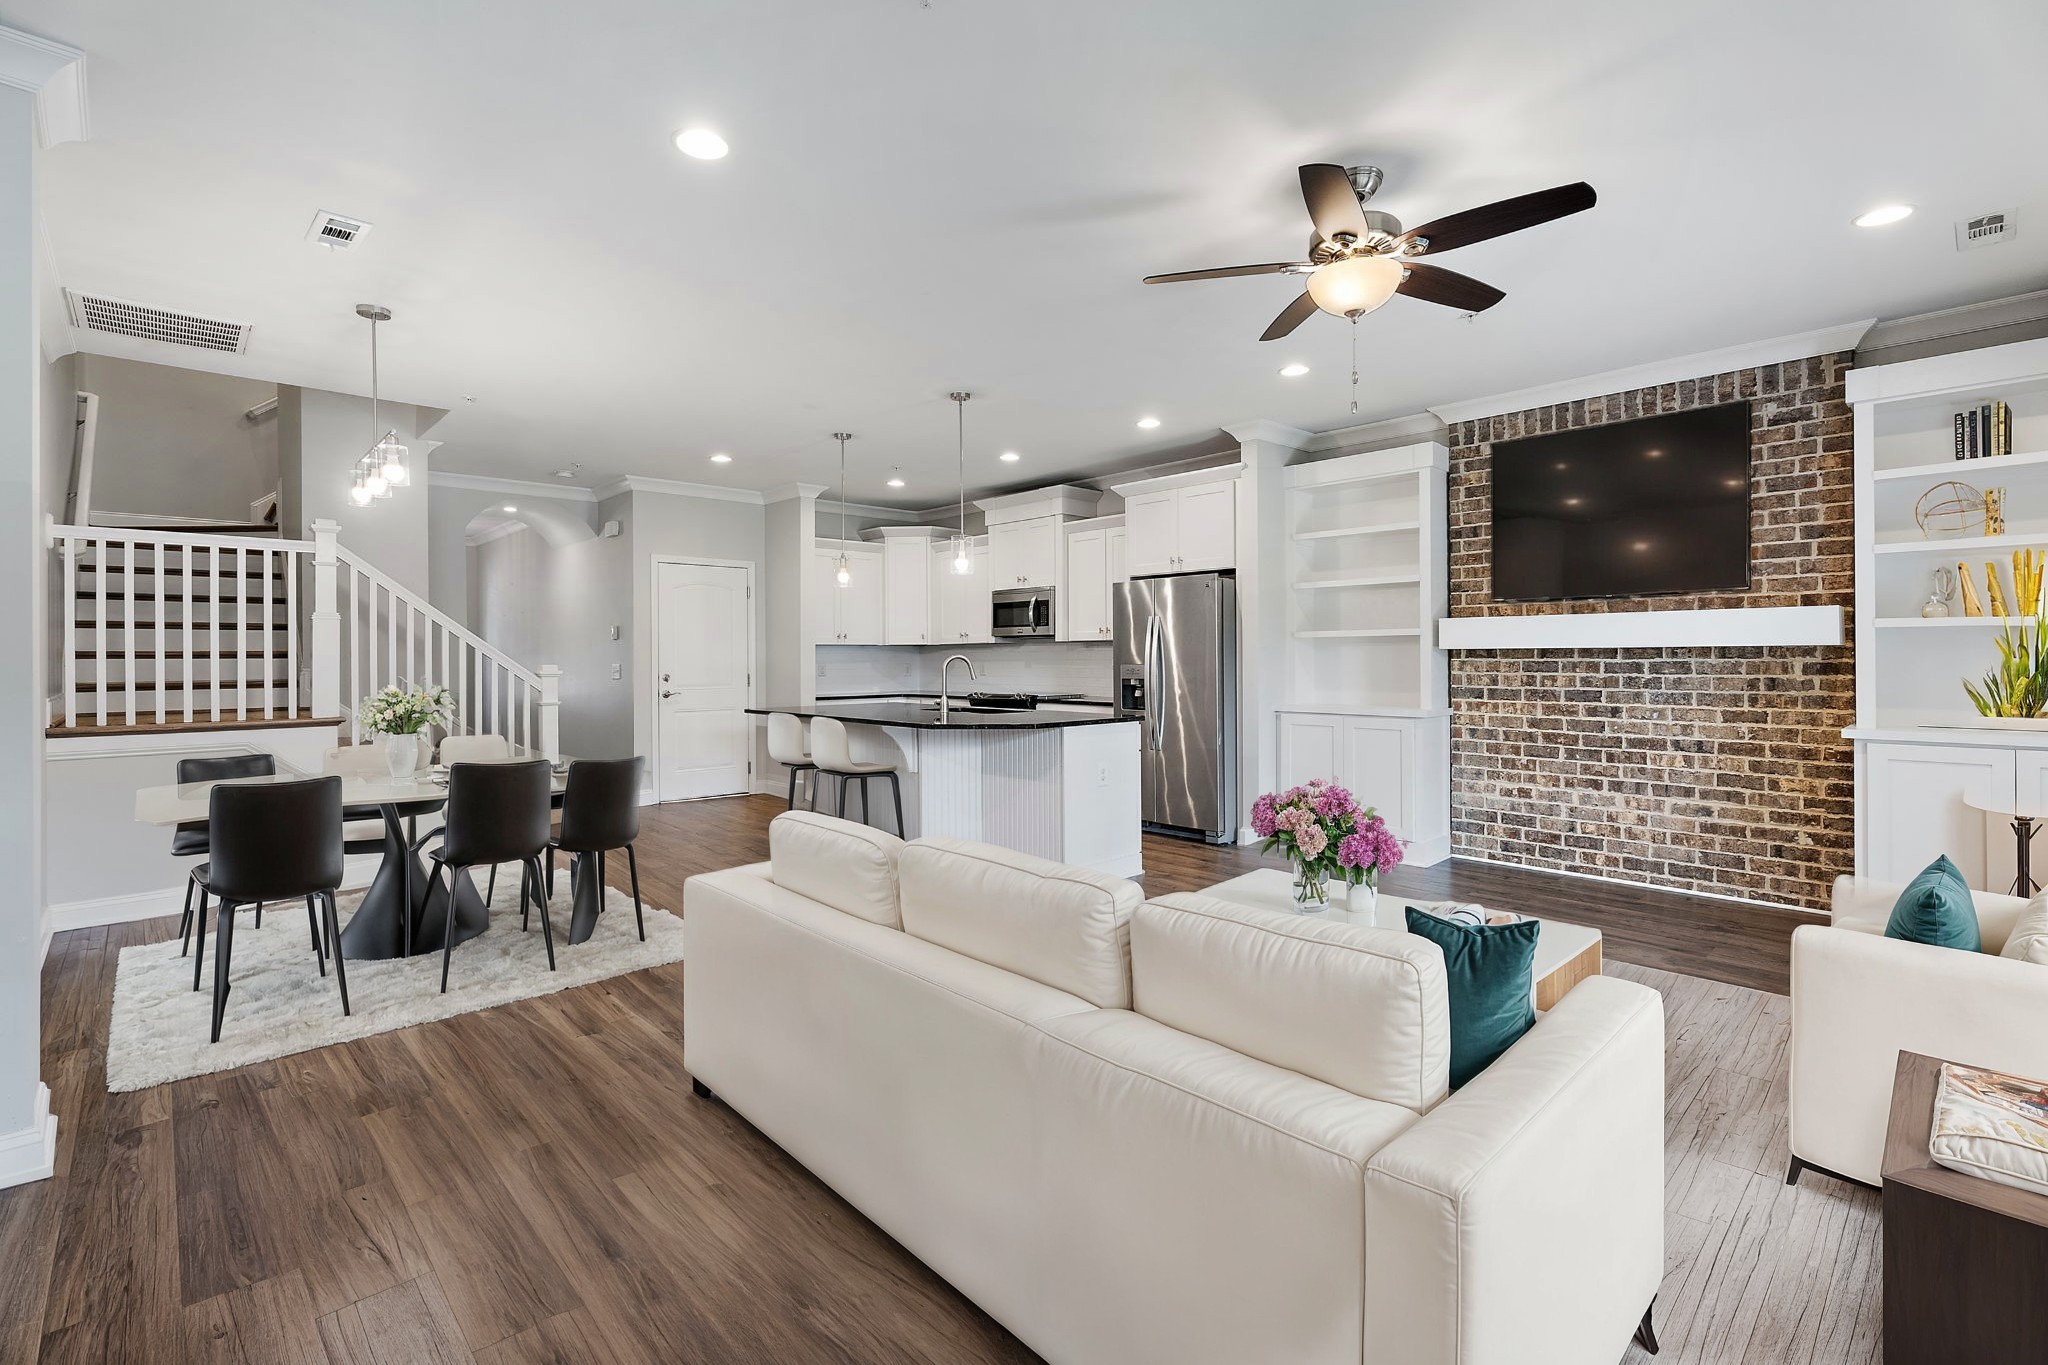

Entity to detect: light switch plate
[609,663,622,680]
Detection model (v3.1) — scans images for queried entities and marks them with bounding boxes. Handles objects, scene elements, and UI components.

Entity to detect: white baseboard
[1448,851,1818,916]
[1405,833,1453,867]
[44,855,384,941]
[0,1083,58,1190]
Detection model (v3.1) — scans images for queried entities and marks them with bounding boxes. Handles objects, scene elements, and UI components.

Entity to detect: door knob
[661,689,676,699]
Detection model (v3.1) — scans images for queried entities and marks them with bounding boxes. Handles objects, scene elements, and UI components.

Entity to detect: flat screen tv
[1490,402,1752,602]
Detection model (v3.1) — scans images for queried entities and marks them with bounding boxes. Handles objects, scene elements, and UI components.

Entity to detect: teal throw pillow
[1883,855,1981,952]
[1405,908,1540,1091]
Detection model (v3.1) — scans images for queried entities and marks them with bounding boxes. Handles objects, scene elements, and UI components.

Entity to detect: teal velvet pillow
[1405,908,1540,1091]
[1884,854,1981,952]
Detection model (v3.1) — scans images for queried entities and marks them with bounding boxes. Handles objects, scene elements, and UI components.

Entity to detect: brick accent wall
[1447,353,1855,909]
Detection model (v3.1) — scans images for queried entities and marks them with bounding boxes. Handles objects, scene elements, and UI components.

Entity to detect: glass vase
[380,731,420,779]
[1292,858,1330,911]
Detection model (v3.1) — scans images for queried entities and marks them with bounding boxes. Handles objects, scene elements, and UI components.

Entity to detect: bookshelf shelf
[1292,572,1424,589]
[1873,448,2048,483]
[1291,521,1422,542]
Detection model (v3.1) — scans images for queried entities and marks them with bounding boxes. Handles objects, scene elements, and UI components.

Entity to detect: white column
[0,24,85,1191]
[536,663,561,759]
[310,517,340,717]
[1223,421,1310,846]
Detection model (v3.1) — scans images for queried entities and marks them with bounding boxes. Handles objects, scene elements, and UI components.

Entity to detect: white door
[1065,529,1107,640]
[1343,717,1413,839]
[1176,481,1237,571]
[1014,517,1060,588]
[883,540,931,644]
[1862,741,2014,887]
[1276,713,1344,791]
[989,520,1031,589]
[656,560,752,801]
[1124,491,1177,576]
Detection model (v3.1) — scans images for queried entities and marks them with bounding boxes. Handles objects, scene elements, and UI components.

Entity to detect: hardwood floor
[3,793,1828,1363]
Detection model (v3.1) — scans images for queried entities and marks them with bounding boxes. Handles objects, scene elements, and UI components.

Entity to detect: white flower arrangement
[357,684,454,736]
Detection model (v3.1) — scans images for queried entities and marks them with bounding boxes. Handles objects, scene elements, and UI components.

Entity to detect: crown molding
[463,520,527,548]
[1221,419,1313,449]
[591,474,763,505]
[429,470,597,503]
[0,26,87,147]
[763,482,828,503]
[1298,411,1446,454]
[817,496,911,521]
[1856,289,2048,368]
[1427,318,1877,424]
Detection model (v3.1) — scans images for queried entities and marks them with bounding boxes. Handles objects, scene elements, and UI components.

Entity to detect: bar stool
[807,717,905,836]
[767,712,818,810]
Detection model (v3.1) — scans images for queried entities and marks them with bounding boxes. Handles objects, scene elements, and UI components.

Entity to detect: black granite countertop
[816,690,1117,707]
[747,702,1134,730]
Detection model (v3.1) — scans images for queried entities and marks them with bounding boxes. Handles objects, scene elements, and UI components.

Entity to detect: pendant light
[832,432,854,586]
[948,391,973,575]
[354,303,410,499]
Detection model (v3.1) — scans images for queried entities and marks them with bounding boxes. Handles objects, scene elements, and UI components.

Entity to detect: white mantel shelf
[1436,605,1844,651]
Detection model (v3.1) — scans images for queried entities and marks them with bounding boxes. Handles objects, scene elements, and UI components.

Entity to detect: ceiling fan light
[1305,255,1405,319]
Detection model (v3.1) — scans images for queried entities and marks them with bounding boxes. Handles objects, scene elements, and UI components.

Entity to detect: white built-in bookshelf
[1853,335,2048,731]
[1274,442,1452,864]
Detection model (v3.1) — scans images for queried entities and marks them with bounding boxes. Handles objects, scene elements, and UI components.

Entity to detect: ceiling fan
[1144,165,1597,340]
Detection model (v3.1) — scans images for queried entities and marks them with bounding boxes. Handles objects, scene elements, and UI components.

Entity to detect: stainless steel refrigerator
[1114,573,1237,842]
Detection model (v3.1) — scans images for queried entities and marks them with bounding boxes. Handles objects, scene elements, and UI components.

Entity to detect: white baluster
[285,545,299,719]
[123,540,136,725]
[311,520,340,721]
[211,544,225,721]
[154,542,165,723]
[60,535,76,727]
[538,665,561,760]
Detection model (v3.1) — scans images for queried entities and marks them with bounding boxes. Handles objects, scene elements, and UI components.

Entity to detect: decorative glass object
[1292,857,1330,909]
[1922,565,1956,618]
[1915,480,1987,539]
[380,732,420,779]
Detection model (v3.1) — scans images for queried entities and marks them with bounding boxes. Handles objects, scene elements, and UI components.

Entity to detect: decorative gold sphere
[1915,481,1988,538]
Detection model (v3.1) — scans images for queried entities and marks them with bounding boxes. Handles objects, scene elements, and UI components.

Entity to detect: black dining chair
[547,757,647,941]
[191,776,349,1044]
[413,760,555,993]
[171,753,319,978]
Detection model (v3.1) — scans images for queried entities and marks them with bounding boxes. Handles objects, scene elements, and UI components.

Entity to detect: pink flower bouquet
[1250,779,1403,906]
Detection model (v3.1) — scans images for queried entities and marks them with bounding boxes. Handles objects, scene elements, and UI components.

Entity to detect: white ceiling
[15,0,2048,509]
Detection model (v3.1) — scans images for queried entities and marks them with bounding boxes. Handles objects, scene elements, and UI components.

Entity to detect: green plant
[1964,610,2048,718]
[358,684,454,735]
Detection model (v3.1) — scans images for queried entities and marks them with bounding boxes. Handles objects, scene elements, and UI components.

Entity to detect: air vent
[1956,210,2016,251]
[64,290,251,354]
[307,209,372,249]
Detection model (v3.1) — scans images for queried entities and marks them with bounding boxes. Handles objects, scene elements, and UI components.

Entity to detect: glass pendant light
[348,460,373,506]
[832,432,854,586]
[355,304,410,498]
[948,392,973,575]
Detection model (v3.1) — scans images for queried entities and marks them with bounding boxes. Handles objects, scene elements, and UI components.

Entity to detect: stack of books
[1955,400,2014,459]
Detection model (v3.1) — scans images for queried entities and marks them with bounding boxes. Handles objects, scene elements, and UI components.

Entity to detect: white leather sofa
[683,812,1666,1365]
[1790,876,2048,1187]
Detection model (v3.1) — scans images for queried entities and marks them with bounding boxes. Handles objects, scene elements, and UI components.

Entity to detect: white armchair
[1788,876,2048,1186]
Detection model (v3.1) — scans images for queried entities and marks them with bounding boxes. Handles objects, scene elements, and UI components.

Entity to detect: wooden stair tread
[46,709,335,739]
[87,521,279,534]
[76,592,284,604]
[70,680,287,693]
[74,649,289,659]
[82,566,285,579]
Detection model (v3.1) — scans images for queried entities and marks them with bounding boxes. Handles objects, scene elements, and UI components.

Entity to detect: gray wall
[277,386,432,596]
[73,354,276,523]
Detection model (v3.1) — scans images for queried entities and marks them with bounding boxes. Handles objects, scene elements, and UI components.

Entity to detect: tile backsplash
[816,641,1115,700]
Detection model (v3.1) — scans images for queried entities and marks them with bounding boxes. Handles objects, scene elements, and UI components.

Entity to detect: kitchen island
[747,700,1143,876]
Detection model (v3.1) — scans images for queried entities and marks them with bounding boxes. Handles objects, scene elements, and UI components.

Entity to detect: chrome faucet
[939,654,979,722]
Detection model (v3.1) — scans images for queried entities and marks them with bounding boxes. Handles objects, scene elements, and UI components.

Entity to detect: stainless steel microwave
[991,588,1055,638]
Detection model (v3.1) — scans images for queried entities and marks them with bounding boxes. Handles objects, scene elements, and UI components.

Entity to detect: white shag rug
[106,870,686,1092]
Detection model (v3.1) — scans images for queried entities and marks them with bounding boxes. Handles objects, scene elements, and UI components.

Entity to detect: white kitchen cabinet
[1062,523,1128,641]
[1858,739,2016,888]
[883,539,932,644]
[931,540,993,644]
[1121,478,1236,576]
[814,546,883,644]
[1273,709,1449,865]
[989,515,1060,589]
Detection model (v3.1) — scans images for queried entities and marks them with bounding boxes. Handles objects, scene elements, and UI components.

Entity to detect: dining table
[132,752,603,962]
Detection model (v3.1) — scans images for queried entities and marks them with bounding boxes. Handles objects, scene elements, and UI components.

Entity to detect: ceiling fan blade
[1143,262,1312,285]
[1396,261,1506,312]
[1401,181,1597,255]
[1298,163,1369,243]
[1259,291,1320,342]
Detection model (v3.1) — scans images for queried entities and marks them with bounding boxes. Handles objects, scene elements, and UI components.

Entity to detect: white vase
[380,732,420,779]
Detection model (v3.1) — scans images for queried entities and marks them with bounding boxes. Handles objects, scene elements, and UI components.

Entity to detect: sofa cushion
[1404,909,1539,1090]
[897,838,1139,1008]
[1885,855,1982,952]
[1128,893,1449,1112]
[2000,894,2048,965]
[768,811,905,927]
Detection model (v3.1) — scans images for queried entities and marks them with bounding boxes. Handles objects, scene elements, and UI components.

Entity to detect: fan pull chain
[1350,313,1360,415]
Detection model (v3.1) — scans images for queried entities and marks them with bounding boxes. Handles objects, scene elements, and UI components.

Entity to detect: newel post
[311,519,341,720]
[537,664,562,760]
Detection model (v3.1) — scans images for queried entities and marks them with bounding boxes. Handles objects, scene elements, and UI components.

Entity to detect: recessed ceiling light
[1645,448,1663,459]
[1553,461,1569,471]
[463,395,478,405]
[1853,203,1913,228]
[709,452,732,464]
[1136,416,1161,430]
[502,505,517,513]
[1278,363,1310,378]
[674,128,729,160]
[886,476,906,488]
[1723,477,1745,489]
[552,468,577,479]
[1562,496,1583,507]
[1632,540,1651,552]
[999,451,1020,463]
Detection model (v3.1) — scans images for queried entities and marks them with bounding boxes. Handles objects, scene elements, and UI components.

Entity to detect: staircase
[46,518,560,754]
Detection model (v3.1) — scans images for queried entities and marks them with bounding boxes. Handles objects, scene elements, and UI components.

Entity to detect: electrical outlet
[1095,763,1110,787]
[609,663,622,681]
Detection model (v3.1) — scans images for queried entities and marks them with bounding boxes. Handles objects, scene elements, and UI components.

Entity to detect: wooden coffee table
[1196,868,1603,1011]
